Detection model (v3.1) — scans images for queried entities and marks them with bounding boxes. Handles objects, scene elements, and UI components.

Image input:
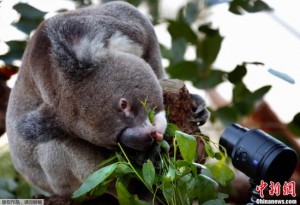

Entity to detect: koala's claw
[190,94,210,126]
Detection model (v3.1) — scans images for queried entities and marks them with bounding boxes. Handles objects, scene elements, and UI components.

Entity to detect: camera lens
[220,124,297,183]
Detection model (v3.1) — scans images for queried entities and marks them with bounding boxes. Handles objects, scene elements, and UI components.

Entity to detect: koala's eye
[119,98,129,110]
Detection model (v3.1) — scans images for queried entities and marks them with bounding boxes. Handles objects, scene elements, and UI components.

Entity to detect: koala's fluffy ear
[46,14,144,76]
[46,16,97,76]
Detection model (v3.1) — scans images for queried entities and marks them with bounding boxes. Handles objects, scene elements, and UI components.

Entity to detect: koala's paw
[190,94,210,126]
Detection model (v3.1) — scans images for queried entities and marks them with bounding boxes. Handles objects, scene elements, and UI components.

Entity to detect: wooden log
[160,79,206,163]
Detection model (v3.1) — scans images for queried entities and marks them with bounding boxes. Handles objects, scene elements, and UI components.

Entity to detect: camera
[220,124,297,183]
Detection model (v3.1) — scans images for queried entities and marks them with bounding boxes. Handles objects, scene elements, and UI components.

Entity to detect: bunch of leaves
[72,121,235,205]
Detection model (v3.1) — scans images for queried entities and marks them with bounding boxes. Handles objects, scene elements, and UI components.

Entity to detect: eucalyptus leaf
[72,163,117,198]
[165,123,179,137]
[197,24,223,66]
[215,106,239,126]
[206,163,235,186]
[190,174,218,204]
[142,160,155,189]
[288,112,300,136]
[116,180,133,205]
[175,131,196,163]
[228,64,247,84]
[167,20,197,44]
[204,142,215,158]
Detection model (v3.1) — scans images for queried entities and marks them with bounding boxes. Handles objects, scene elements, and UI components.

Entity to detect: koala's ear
[45,16,102,75]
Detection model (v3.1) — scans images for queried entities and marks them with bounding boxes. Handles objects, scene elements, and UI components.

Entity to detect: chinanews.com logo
[255,180,298,204]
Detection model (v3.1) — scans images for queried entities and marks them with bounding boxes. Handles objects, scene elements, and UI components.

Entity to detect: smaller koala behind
[7,1,168,196]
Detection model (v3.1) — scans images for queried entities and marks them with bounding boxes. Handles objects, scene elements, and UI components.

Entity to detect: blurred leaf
[162,181,175,204]
[146,0,160,23]
[116,180,133,205]
[165,123,179,137]
[157,140,170,151]
[190,174,218,204]
[229,0,272,15]
[13,3,46,19]
[288,113,300,136]
[1,41,26,65]
[206,163,235,186]
[142,160,155,190]
[176,174,194,204]
[194,69,225,89]
[167,61,203,82]
[228,64,247,84]
[204,142,215,158]
[72,163,117,198]
[175,131,196,163]
[167,20,197,44]
[184,1,200,24]
[248,85,272,102]
[13,3,46,34]
[197,24,223,66]
[215,106,239,126]
[0,189,15,199]
[170,38,187,63]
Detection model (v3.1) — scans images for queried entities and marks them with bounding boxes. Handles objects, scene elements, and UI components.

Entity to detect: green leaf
[162,181,175,205]
[165,163,176,182]
[176,174,194,205]
[148,109,156,125]
[197,24,223,66]
[204,142,215,158]
[206,163,235,186]
[175,131,196,163]
[0,189,15,199]
[165,123,179,137]
[214,152,223,160]
[288,112,300,136]
[72,163,118,198]
[157,140,170,151]
[13,3,46,34]
[215,106,240,126]
[193,69,225,89]
[167,20,198,44]
[142,160,155,189]
[190,174,218,204]
[167,61,203,82]
[116,180,150,205]
[116,180,133,205]
[1,41,26,65]
[228,64,247,84]
[97,155,117,168]
[116,164,134,176]
[170,38,187,63]
[249,85,272,102]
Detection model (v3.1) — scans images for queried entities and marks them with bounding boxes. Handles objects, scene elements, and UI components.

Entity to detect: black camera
[220,124,297,183]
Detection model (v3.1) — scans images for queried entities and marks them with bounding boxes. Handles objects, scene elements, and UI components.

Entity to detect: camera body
[220,124,297,183]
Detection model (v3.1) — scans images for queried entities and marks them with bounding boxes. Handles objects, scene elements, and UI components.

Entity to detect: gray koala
[6,1,208,197]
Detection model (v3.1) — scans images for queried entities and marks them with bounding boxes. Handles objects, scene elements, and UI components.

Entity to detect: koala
[6,1,209,197]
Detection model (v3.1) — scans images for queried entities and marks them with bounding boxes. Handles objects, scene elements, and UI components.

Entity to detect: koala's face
[57,53,167,151]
